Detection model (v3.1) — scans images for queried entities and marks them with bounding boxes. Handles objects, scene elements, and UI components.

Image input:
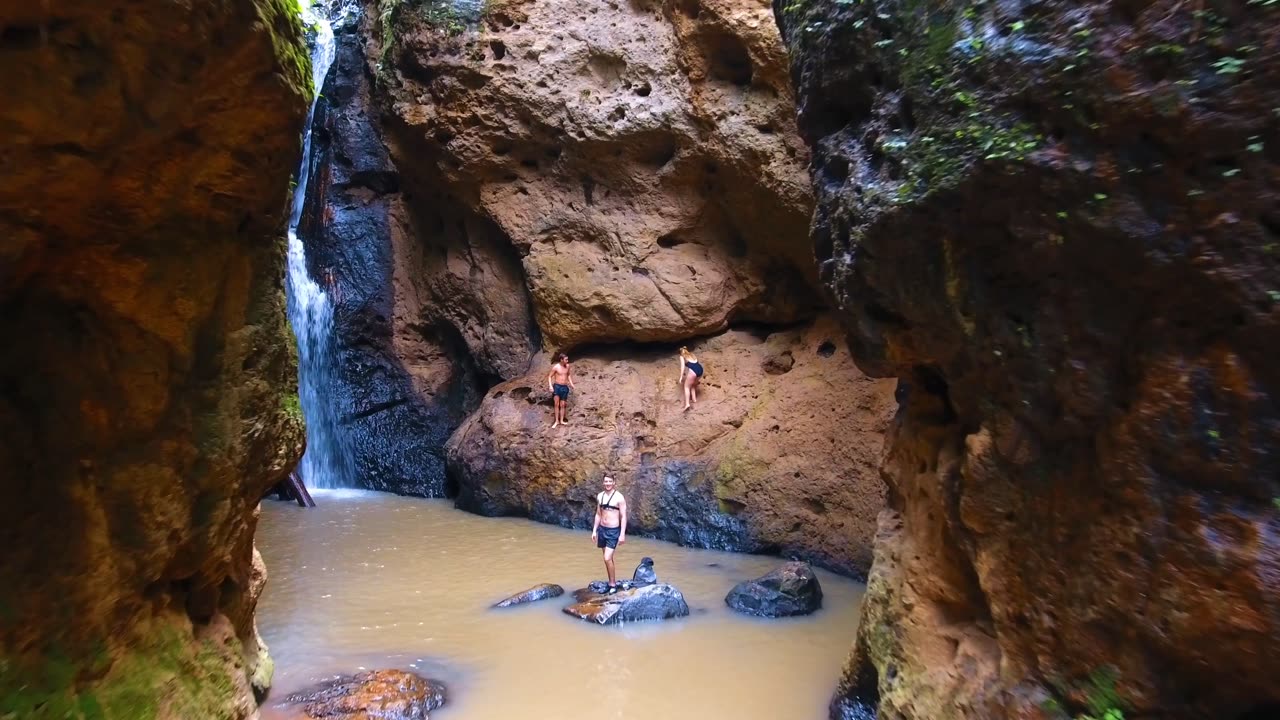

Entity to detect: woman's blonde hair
[679,346,692,359]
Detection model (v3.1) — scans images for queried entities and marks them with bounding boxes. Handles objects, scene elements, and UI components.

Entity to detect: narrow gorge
[1,0,1277,719]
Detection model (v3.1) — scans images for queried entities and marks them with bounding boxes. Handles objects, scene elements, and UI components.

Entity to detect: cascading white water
[285,1,349,489]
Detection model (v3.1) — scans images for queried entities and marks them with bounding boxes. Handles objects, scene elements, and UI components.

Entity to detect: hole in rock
[705,28,753,86]
[677,0,701,18]
[511,386,533,402]
[817,341,837,357]
[634,81,652,97]
[489,40,506,60]
[656,232,686,249]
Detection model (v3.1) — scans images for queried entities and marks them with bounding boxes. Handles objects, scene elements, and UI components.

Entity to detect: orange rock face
[447,318,896,575]
[0,0,309,715]
[777,0,1280,718]
[373,0,820,353]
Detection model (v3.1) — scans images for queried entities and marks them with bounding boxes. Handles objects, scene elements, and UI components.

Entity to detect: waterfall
[285,0,350,489]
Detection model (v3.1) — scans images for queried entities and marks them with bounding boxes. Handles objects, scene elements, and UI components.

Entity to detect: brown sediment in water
[257,491,864,719]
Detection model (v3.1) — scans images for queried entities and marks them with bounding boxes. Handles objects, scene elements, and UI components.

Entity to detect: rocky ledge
[447,317,895,576]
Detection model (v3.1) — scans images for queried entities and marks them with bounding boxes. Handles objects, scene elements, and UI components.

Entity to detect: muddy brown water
[258,490,864,719]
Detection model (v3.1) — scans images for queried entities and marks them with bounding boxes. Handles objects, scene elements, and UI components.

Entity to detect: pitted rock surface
[447,318,895,576]
[776,0,1280,717]
[281,669,447,720]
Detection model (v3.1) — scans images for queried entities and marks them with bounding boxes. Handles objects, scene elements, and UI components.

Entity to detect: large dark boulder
[563,583,691,626]
[725,561,823,617]
[775,0,1280,717]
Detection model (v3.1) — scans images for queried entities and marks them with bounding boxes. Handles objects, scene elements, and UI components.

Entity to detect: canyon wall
[0,1,309,716]
[329,0,897,573]
[776,0,1280,718]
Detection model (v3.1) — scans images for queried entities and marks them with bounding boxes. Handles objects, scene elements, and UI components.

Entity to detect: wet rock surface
[447,318,895,576]
[564,583,691,626]
[298,10,490,496]
[0,0,309,715]
[492,582,565,608]
[281,669,447,720]
[777,0,1280,717]
[725,561,823,618]
[632,557,658,585]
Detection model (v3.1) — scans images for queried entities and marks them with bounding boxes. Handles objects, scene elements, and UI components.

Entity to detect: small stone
[492,582,565,608]
[631,556,657,585]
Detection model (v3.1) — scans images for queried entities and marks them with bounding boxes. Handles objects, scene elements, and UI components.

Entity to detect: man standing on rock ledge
[547,353,575,428]
[591,475,628,593]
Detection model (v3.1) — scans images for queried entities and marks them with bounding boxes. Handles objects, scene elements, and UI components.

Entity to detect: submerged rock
[632,557,658,585]
[281,670,446,720]
[564,584,691,626]
[725,561,823,618]
[492,583,565,608]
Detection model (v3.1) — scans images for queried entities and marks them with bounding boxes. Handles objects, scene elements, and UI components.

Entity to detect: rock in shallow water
[632,557,657,585]
[725,561,823,618]
[564,583,691,626]
[492,583,565,608]
[281,669,446,720]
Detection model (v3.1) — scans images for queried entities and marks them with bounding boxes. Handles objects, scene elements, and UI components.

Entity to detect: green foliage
[1081,666,1125,719]
[1042,666,1127,720]
[281,392,304,423]
[1213,56,1246,74]
[0,629,239,720]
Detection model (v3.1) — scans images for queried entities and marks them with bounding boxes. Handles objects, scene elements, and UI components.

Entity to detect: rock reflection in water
[258,491,864,719]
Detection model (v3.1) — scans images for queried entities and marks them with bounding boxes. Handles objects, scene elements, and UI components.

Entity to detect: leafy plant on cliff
[1042,666,1127,720]
[281,392,304,423]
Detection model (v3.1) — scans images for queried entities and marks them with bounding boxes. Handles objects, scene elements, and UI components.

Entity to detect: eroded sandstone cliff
[776,0,1280,718]
[317,0,898,572]
[0,1,309,715]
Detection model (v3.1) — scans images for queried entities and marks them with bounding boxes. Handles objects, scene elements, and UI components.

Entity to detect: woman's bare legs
[682,373,693,411]
[692,375,699,404]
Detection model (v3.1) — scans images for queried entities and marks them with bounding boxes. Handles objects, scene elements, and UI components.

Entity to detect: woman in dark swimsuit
[679,346,703,412]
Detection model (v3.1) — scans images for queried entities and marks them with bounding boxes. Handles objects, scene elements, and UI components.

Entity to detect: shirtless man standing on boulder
[547,353,575,428]
[591,475,627,593]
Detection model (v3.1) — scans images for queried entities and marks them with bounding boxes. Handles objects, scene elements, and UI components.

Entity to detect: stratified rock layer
[447,318,895,576]
[0,0,309,716]
[777,1,1280,718]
